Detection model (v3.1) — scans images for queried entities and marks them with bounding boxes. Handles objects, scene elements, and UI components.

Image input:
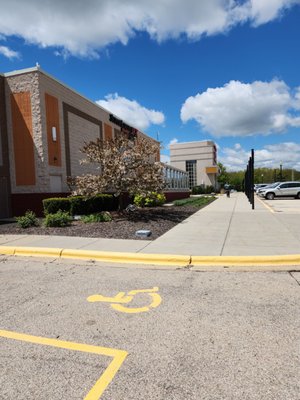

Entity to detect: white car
[256,182,281,194]
[259,181,300,200]
[254,183,270,192]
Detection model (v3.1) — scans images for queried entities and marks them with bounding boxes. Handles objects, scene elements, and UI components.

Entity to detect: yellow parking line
[256,196,275,213]
[0,329,128,400]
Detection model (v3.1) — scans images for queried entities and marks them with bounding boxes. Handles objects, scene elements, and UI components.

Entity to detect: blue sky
[1,0,300,171]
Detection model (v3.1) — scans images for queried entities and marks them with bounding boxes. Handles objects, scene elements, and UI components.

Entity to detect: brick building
[0,66,161,217]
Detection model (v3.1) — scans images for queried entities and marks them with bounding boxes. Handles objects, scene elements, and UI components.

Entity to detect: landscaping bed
[0,197,216,240]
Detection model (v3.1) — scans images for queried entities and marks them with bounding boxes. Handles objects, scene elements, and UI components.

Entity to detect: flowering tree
[71,135,165,209]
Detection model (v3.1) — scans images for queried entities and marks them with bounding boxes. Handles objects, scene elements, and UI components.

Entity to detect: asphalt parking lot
[1,256,300,399]
[257,196,300,214]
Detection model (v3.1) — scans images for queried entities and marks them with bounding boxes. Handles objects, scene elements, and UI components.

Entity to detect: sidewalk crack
[220,195,238,256]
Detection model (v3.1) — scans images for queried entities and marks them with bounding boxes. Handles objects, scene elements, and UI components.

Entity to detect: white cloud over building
[181,79,300,137]
[96,93,165,131]
[0,45,20,60]
[0,0,299,57]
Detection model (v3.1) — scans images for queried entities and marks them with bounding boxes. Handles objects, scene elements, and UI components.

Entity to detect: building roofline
[170,140,215,146]
[3,65,160,144]
[3,66,40,77]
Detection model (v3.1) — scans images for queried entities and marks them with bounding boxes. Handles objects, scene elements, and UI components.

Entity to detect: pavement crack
[288,271,300,286]
[178,257,193,270]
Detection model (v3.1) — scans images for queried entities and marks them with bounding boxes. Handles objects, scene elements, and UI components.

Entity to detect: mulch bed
[0,205,207,240]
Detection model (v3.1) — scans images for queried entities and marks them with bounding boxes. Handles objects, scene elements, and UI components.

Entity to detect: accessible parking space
[1,256,300,399]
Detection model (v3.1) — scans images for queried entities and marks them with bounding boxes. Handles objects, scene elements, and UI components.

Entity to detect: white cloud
[96,93,165,131]
[160,154,170,164]
[0,0,299,57]
[181,79,300,137]
[168,138,179,147]
[249,0,300,25]
[219,142,300,171]
[0,45,20,60]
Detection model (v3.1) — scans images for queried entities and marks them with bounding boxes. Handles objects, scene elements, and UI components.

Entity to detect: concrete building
[170,141,218,189]
[0,66,161,217]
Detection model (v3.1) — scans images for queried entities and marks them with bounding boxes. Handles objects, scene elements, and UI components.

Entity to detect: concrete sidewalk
[142,192,300,256]
[0,192,300,266]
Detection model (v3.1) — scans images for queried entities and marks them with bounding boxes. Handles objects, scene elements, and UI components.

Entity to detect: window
[186,160,197,189]
[288,182,300,188]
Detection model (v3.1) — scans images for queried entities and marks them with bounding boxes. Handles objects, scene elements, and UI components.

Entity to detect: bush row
[42,194,118,215]
[16,210,114,228]
[191,185,215,195]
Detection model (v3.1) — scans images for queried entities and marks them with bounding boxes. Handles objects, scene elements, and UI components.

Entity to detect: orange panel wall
[45,93,61,166]
[104,123,113,140]
[11,92,36,186]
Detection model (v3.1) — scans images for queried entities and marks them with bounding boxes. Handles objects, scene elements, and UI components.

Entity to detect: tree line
[218,163,300,191]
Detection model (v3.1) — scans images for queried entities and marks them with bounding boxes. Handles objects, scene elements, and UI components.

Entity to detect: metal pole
[251,149,254,210]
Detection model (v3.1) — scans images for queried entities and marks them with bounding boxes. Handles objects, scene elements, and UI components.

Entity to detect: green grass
[173,196,216,207]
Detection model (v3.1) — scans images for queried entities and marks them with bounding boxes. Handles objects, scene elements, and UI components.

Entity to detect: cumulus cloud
[0,0,299,57]
[181,79,300,137]
[248,0,300,25]
[0,45,20,60]
[168,138,179,147]
[96,93,165,131]
[219,142,300,171]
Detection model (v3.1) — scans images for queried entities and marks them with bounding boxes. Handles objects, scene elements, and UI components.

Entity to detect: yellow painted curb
[14,246,63,258]
[0,246,15,255]
[191,254,300,266]
[61,249,190,266]
[1,245,300,267]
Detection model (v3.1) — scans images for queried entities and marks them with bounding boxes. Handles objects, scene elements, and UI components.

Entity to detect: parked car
[259,181,300,200]
[254,183,270,192]
[256,182,281,194]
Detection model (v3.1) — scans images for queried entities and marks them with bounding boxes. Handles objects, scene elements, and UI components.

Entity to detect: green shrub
[69,196,86,215]
[44,211,72,227]
[43,198,71,215]
[82,212,112,223]
[134,192,166,207]
[16,211,39,229]
[87,194,117,212]
[43,194,117,216]
[192,185,215,195]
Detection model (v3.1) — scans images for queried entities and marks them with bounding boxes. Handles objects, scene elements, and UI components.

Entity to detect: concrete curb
[0,246,190,266]
[1,245,300,267]
[191,254,300,266]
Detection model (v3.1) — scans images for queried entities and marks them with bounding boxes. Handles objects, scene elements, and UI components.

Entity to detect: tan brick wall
[5,68,161,194]
[68,113,101,176]
[39,72,106,190]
